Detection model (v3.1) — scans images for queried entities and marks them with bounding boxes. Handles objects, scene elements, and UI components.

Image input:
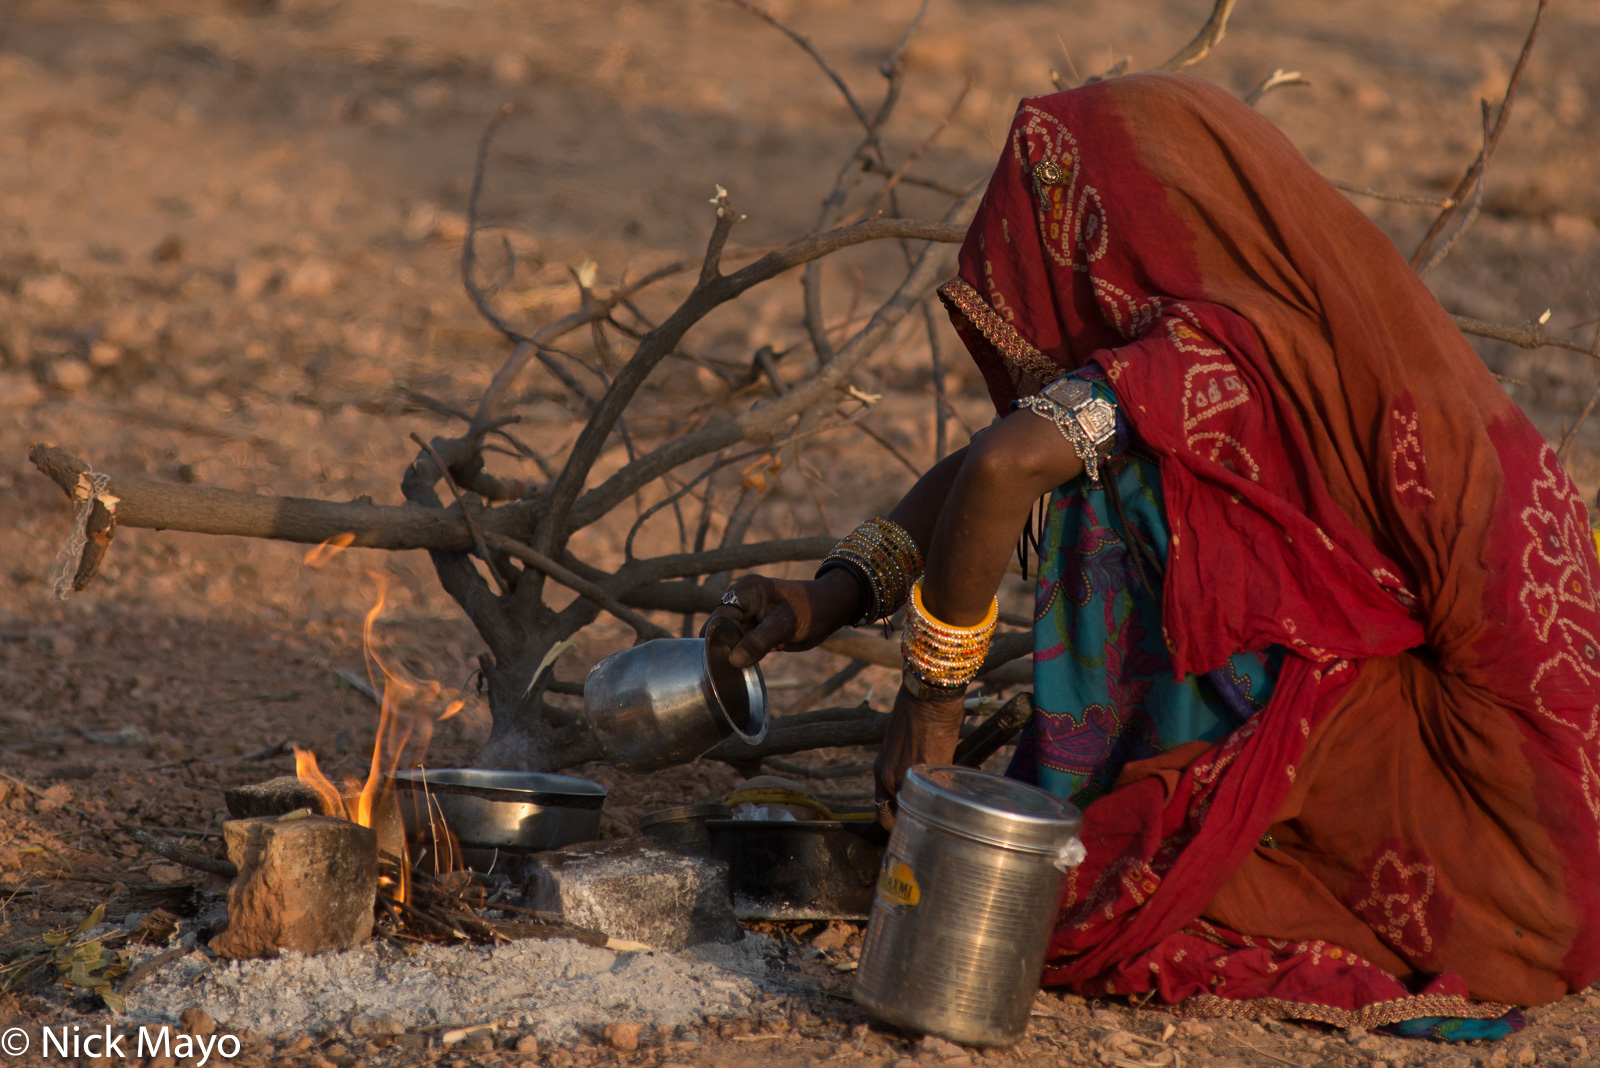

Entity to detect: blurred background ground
[0,0,1596,1063]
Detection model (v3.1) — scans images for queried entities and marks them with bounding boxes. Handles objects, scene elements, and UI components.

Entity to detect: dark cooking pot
[706,818,888,921]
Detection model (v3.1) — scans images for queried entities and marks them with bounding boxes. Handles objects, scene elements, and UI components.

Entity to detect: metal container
[581,616,768,771]
[638,803,733,856]
[706,818,888,921]
[853,765,1085,1048]
[389,769,606,856]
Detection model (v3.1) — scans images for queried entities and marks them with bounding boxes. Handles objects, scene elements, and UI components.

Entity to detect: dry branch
[1409,0,1547,269]
[1157,0,1236,72]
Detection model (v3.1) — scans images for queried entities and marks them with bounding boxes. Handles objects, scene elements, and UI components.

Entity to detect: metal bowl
[388,768,605,853]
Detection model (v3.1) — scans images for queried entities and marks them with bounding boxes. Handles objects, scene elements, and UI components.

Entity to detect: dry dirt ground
[1,0,1598,1064]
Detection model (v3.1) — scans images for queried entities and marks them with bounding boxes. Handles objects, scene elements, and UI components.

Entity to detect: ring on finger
[719,588,743,610]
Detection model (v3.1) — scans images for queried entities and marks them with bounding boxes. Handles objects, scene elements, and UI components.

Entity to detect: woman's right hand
[703,569,863,668]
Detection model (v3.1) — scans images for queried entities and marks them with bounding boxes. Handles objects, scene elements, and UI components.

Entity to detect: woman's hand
[873,685,965,829]
[703,569,863,669]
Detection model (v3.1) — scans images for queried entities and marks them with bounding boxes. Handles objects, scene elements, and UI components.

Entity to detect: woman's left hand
[873,685,966,829]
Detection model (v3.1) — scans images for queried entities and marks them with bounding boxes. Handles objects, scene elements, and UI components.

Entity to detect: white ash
[120,932,787,1041]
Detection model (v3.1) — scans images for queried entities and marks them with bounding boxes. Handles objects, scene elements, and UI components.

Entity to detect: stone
[604,1023,641,1052]
[523,837,741,951]
[148,864,190,884]
[19,273,80,310]
[180,1008,216,1036]
[515,1035,539,1054]
[224,776,403,860]
[811,921,852,952]
[209,814,377,959]
[49,358,92,392]
[286,258,338,298]
[0,372,42,408]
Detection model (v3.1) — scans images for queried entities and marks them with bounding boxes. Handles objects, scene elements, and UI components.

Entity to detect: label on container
[874,855,921,915]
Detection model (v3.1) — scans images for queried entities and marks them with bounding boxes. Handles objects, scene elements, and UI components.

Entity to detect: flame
[293,747,348,820]
[303,531,357,568]
[293,572,470,908]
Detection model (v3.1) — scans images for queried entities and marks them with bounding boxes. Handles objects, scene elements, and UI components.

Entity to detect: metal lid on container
[897,765,1083,854]
[638,803,733,832]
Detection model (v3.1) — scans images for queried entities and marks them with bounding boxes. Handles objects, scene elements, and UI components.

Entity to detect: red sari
[939,74,1600,1025]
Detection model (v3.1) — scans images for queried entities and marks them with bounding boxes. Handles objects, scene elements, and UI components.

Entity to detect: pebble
[516,1035,539,1054]
[604,1023,641,1052]
[49,358,92,392]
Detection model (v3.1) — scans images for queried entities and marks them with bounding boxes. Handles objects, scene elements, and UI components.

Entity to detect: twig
[838,77,973,228]
[1556,325,1600,461]
[1326,177,1454,208]
[763,758,874,780]
[119,823,238,878]
[1157,0,1236,72]
[1451,314,1600,360]
[1409,0,1547,268]
[119,947,190,995]
[1416,104,1491,279]
[722,0,870,132]
[857,160,968,198]
[1243,69,1309,106]
[484,533,670,641]
[783,659,870,717]
[410,433,514,594]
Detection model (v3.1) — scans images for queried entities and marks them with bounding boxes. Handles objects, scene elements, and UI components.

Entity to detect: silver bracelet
[1015,377,1117,483]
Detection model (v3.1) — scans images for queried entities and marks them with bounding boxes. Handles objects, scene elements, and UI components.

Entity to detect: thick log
[704,705,891,764]
[30,443,517,551]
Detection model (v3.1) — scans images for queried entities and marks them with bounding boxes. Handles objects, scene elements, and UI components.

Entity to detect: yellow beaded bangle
[901,578,998,691]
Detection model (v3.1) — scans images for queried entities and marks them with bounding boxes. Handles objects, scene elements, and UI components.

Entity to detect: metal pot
[388,768,606,855]
[706,818,888,921]
[581,616,768,772]
[638,803,733,856]
[853,765,1085,1048]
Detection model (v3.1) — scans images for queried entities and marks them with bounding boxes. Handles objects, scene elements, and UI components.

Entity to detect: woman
[708,73,1600,1029]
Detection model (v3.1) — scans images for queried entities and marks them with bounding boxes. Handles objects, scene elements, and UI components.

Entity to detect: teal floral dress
[1006,365,1286,807]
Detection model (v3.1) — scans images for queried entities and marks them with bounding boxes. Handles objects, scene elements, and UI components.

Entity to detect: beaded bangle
[901,578,998,693]
[817,516,924,625]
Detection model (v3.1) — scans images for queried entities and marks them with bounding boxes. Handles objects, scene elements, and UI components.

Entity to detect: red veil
[939,74,1600,1023]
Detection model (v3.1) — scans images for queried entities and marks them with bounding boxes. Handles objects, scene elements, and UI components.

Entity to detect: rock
[180,1007,215,1036]
[811,921,852,952]
[350,1013,405,1037]
[88,340,122,367]
[49,358,92,392]
[524,837,741,951]
[515,1034,539,1054]
[19,273,80,311]
[604,1023,641,1052]
[224,776,403,860]
[209,814,377,959]
[148,864,190,884]
[225,777,331,819]
[286,258,338,298]
[916,1035,970,1061]
[1515,1048,1536,1066]
[0,372,43,408]
[235,260,281,300]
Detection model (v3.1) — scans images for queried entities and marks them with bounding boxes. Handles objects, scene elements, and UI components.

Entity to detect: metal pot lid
[638,803,733,831]
[897,764,1082,854]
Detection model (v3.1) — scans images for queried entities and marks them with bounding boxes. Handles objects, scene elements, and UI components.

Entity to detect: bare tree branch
[1451,314,1600,360]
[1157,0,1236,72]
[1244,69,1309,106]
[1409,0,1547,268]
[484,533,670,641]
[1326,178,1455,208]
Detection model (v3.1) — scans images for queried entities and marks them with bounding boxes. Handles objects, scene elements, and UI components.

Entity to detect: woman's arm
[873,409,1085,819]
[716,445,973,669]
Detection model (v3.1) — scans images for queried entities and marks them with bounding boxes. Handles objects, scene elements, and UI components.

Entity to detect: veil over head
[939,74,1600,1015]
